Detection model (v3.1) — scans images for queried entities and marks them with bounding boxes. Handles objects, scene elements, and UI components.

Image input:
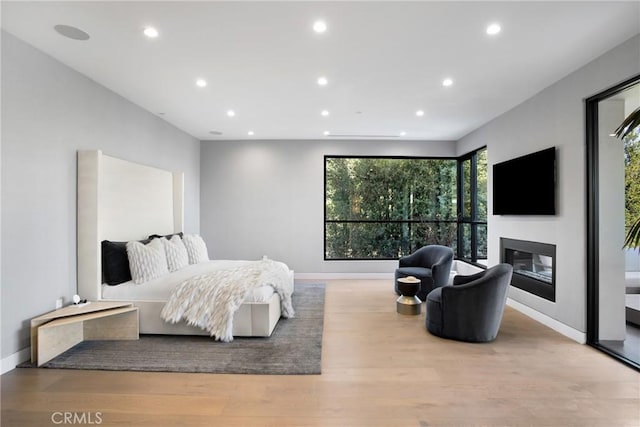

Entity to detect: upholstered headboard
[77,150,184,300]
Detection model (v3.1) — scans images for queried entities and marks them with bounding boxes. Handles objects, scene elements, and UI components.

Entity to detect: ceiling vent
[54,25,90,41]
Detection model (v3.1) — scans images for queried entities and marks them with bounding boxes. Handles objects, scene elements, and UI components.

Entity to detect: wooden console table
[30,301,139,366]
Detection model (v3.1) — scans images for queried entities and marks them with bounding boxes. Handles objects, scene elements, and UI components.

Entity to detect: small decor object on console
[72,294,90,307]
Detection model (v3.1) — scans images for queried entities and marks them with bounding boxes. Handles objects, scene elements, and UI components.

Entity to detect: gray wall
[597,100,626,340]
[200,139,455,274]
[1,32,201,359]
[456,35,640,333]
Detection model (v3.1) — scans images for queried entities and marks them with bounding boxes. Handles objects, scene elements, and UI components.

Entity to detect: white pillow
[160,235,189,272]
[183,234,209,264]
[126,238,169,284]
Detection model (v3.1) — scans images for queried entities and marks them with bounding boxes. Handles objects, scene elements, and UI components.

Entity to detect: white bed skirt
[108,293,282,337]
[99,261,293,338]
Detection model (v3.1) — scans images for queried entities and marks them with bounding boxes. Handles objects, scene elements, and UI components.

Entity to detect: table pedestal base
[396,295,422,315]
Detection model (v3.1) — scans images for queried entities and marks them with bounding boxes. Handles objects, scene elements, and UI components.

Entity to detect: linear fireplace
[500,238,556,302]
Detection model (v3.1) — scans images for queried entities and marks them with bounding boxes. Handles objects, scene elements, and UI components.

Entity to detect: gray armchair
[425,263,513,342]
[394,245,454,301]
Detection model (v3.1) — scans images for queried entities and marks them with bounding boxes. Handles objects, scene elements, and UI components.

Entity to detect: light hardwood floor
[2,280,639,426]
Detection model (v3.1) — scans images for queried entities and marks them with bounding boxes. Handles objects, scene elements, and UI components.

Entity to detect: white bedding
[161,258,294,341]
[102,260,276,303]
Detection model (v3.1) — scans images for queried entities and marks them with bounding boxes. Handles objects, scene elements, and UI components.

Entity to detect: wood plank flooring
[2,280,639,426]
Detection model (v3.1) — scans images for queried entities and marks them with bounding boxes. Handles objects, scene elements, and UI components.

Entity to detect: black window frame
[323,155,459,261]
[324,149,487,263]
[457,146,487,265]
[586,73,640,371]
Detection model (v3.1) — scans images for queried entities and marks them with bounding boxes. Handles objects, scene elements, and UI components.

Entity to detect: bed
[77,150,293,338]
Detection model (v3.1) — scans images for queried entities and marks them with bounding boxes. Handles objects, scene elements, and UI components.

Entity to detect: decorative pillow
[148,232,184,240]
[101,239,150,285]
[182,234,209,265]
[126,238,169,284]
[160,235,189,272]
[101,240,132,285]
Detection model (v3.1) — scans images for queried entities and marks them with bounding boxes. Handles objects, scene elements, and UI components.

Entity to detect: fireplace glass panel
[500,238,556,301]
[505,249,553,284]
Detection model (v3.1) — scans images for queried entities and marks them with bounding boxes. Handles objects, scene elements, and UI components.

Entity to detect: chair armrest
[452,270,486,286]
[430,249,454,287]
[399,250,423,267]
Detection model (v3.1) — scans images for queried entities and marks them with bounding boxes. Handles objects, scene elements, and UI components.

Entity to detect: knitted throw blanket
[160,259,294,342]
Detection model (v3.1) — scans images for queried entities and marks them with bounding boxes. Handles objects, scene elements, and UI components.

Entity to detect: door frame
[585,73,640,371]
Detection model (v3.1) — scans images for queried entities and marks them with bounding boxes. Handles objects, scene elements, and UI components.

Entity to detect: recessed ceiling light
[248,131,255,136]
[486,23,501,35]
[442,78,453,87]
[143,27,159,38]
[54,24,90,41]
[227,110,236,117]
[324,131,331,136]
[416,110,425,117]
[196,79,207,88]
[317,76,328,86]
[313,20,327,33]
[399,131,407,136]
[321,110,330,117]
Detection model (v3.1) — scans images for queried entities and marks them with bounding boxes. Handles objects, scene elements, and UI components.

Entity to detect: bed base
[106,293,282,337]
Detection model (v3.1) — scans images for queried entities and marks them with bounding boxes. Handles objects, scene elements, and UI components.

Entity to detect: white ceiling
[2,1,639,142]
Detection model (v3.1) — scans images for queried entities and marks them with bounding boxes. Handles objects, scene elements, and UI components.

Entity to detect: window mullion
[471,153,478,261]
[456,159,464,259]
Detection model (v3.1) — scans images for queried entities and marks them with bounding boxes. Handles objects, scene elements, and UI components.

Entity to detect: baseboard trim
[294,261,483,281]
[507,298,586,344]
[295,272,394,280]
[1,347,30,375]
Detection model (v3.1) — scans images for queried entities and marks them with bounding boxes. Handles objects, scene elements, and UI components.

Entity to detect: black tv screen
[493,147,556,215]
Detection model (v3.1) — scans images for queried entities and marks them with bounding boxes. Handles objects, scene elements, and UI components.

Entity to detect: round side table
[396,276,422,315]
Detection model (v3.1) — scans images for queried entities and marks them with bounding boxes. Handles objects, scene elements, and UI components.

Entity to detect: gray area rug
[32,283,325,375]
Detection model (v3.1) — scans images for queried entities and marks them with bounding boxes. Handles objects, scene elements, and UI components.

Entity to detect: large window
[458,147,487,263]
[325,150,486,261]
[325,157,458,259]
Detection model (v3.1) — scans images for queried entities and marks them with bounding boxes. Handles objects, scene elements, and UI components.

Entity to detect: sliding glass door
[586,74,640,370]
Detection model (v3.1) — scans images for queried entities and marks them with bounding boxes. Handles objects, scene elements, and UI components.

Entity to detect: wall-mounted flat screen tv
[493,147,556,215]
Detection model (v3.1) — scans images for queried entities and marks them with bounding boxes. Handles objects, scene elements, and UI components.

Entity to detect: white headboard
[77,150,184,300]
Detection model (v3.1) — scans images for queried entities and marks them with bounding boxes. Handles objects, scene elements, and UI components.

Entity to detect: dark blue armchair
[394,245,454,301]
[425,263,513,342]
